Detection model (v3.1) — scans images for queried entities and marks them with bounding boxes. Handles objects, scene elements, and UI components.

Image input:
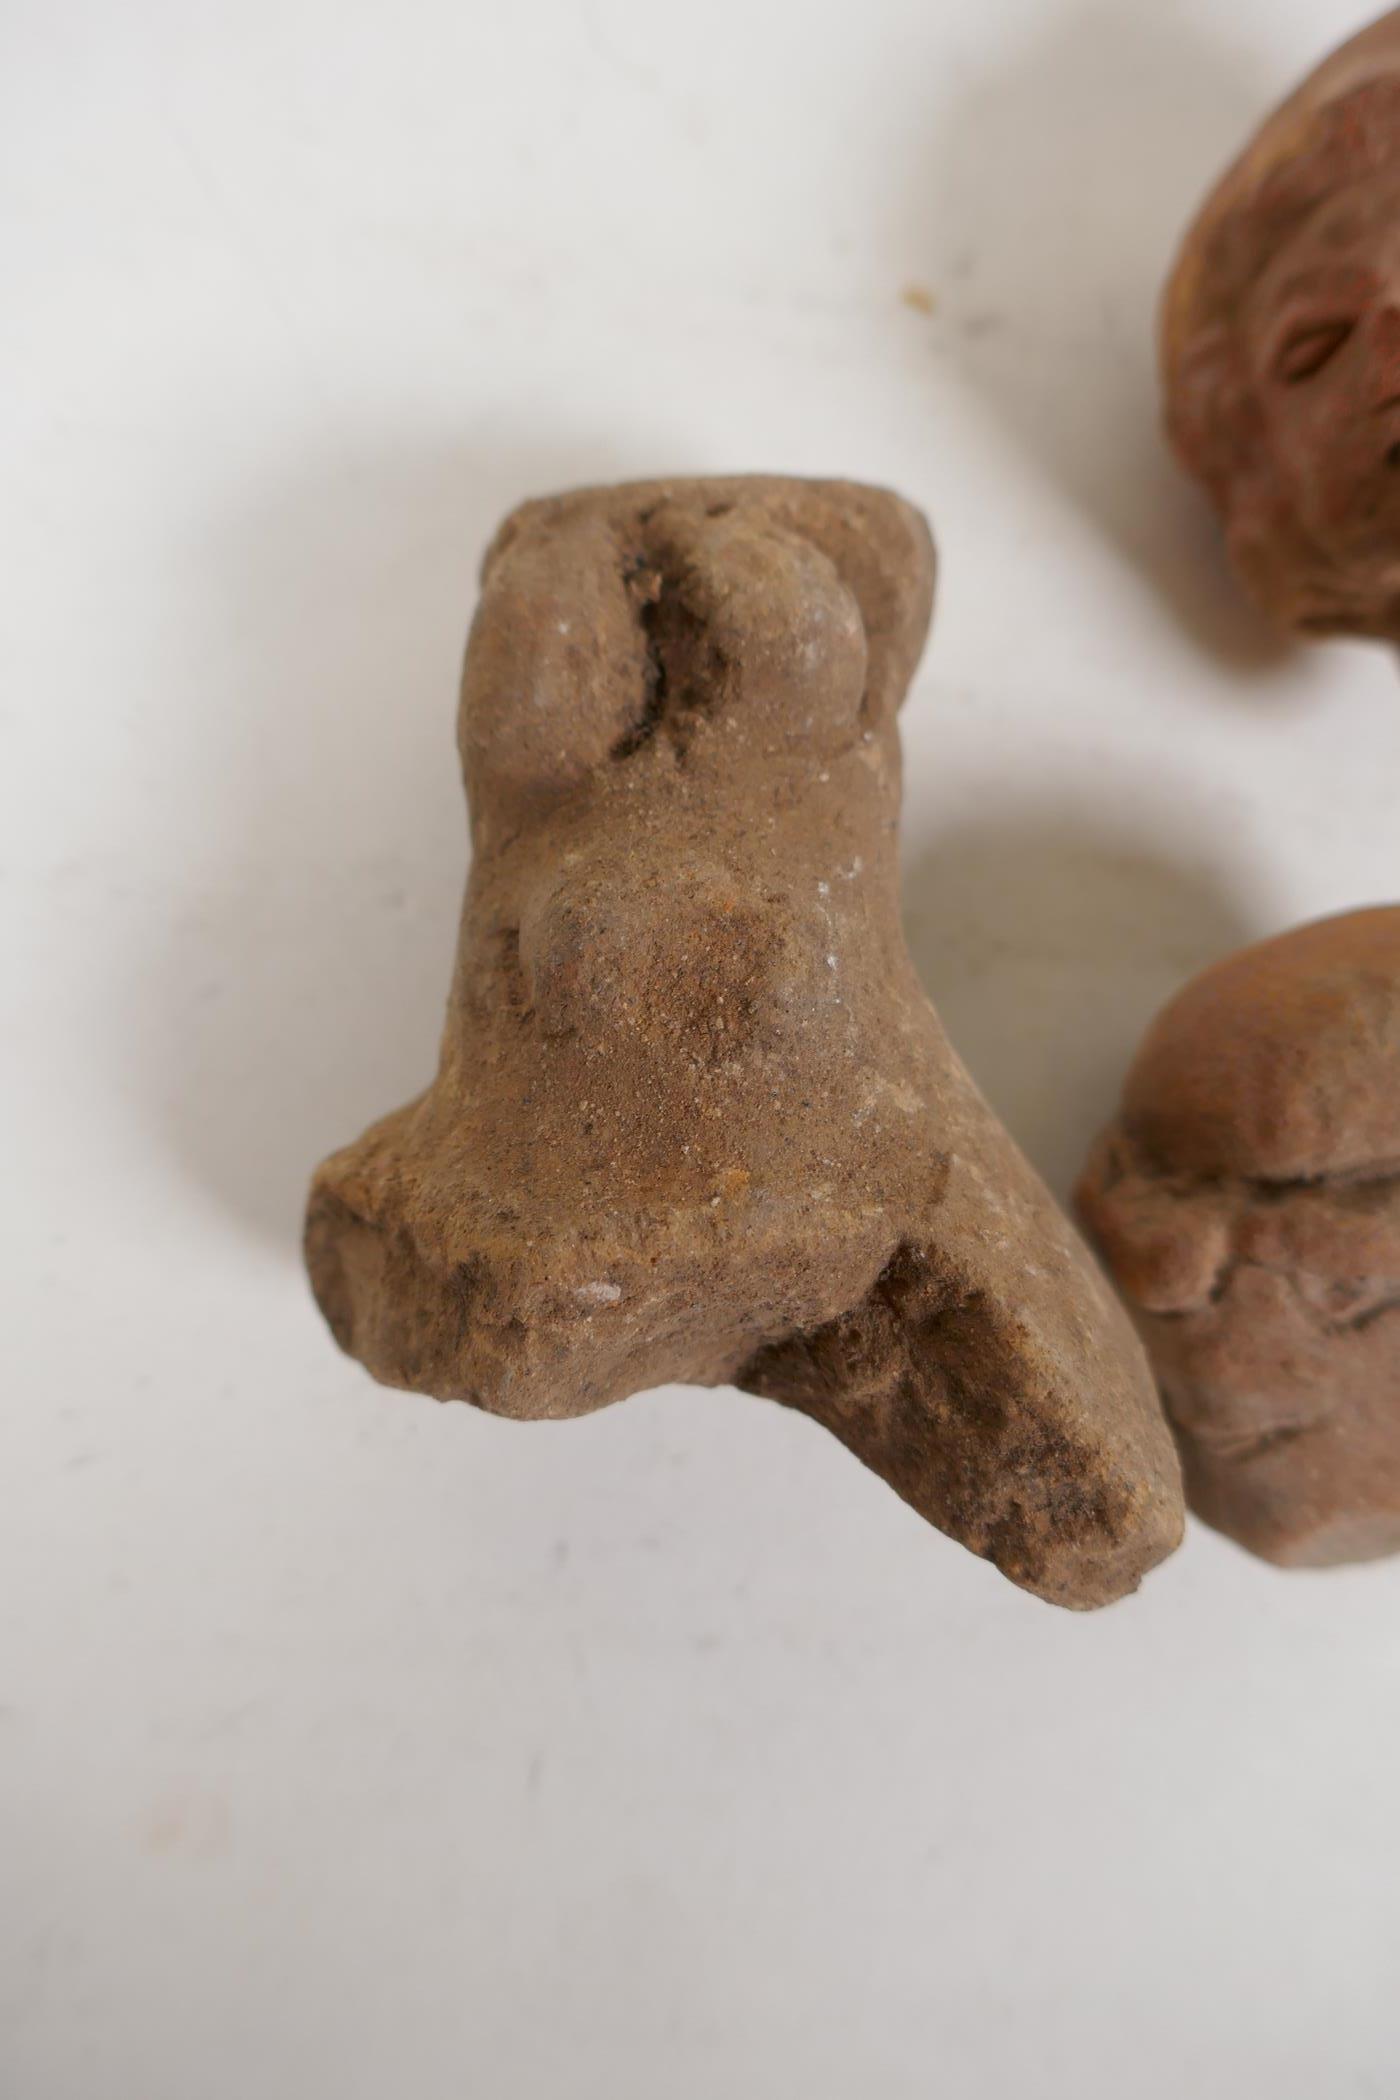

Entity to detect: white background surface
[5,2,1400,2094]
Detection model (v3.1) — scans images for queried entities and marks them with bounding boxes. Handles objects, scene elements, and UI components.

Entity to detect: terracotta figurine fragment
[307,476,1182,1608]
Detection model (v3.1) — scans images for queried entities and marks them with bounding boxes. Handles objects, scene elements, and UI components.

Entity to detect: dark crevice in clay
[613,545,724,765]
[1132,1151,1400,1205]
[495,923,533,1018]
[1343,1287,1400,1334]
[611,577,669,760]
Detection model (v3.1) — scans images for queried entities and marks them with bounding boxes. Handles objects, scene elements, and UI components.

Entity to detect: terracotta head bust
[1076,906,1400,1569]
[1163,13,1400,640]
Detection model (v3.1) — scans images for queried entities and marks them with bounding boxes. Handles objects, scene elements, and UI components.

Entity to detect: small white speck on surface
[817,880,830,896]
[818,771,830,783]
[556,619,571,635]
[575,1281,622,1306]
[825,953,837,970]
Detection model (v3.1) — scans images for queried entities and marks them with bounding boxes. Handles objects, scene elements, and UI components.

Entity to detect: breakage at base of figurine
[306,475,1182,1608]
[1078,908,1400,1568]
[1162,9,1400,641]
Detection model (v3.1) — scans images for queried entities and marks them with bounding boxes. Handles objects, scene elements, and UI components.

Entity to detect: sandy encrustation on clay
[306,475,1183,1609]
[1077,907,1400,1568]
[1162,8,1400,641]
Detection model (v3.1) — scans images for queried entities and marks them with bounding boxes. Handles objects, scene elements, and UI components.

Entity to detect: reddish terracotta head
[1164,18,1400,639]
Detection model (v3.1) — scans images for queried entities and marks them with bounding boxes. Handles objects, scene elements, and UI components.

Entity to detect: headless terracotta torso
[306,477,1182,1608]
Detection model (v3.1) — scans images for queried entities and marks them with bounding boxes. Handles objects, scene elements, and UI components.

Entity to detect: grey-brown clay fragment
[1077,908,1400,1568]
[1162,9,1400,641]
[306,476,1183,1608]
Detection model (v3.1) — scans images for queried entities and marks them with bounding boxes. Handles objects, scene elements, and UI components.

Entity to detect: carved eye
[1274,319,1356,383]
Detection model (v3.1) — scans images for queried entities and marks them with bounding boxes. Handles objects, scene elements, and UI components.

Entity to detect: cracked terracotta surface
[306,475,1182,1608]
[1162,9,1400,641]
[1078,907,1400,1567]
